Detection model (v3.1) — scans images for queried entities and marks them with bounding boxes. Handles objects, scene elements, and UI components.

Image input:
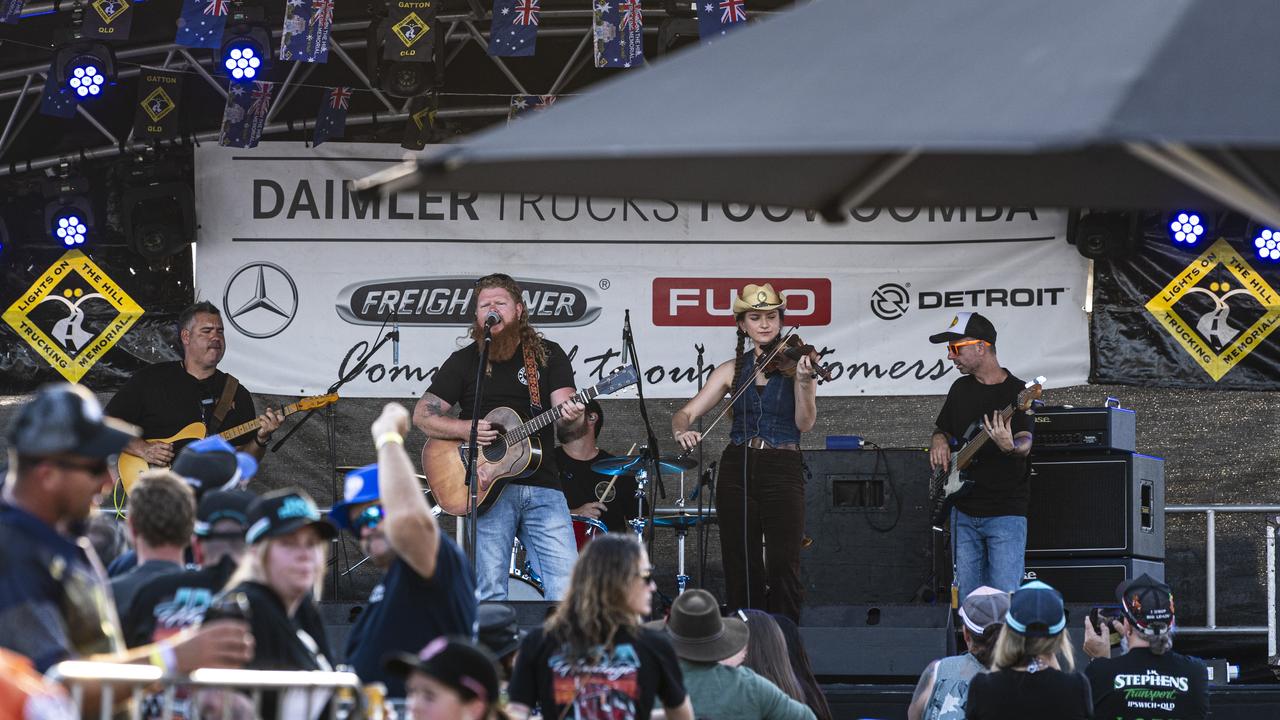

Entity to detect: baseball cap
[476,602,522,660]
[958,585,1011,636]
[929,311,998,345]
[171,436,258,498]
[328,464,380,530]
[385,637,500,706]
[195,489,257,538]
[1005,580,1066,637]
[245,488,337,544]
[7,384,137,460]
[1116,573,1175,636]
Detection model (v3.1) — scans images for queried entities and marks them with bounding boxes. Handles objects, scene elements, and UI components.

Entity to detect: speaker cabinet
[799,604,951,678]
[1023,557,1165,604]
[1025,452,1164,560]
[800,449,938,605]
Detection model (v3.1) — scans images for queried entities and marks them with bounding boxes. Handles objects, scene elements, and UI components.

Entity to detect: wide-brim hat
[731,283,787,315]
[8,383,137,460]
[328,464,381,529]
[929,311,998,345]
[645,589,748,663]
[245,488,338,544]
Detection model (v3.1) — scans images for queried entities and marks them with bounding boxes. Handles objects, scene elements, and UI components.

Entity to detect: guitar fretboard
[953,404,1016,469]
[503,387,602,444]
[217,399,307,442]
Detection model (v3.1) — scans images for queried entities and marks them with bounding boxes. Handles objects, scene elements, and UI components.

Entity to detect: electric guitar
[115,393,339,493]
[421,365,639,516]
[928,377,1044,528]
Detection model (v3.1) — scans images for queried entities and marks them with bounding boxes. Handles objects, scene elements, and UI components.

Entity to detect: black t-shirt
[427,340,576,490]
[934,371,1034,517]
[556,447,644,534]
[123,555,239,648]
[345,534,477,697]
[105,361,258,442]
[1085,648,1209,720]
[234,581,332,672]
[967,667,1093,720]
[509,625,687,720]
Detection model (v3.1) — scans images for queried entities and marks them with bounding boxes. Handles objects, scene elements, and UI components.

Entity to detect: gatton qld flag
[313,86,350,146]
[280,0,333,63]
[219,81,273,148]
[489,0,538,57]
[593,0,643,68]
[176,0,229,48]
[697,0,745,42]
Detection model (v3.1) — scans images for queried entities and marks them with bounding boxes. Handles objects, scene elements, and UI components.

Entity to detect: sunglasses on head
[947,339,990,354]
[352,504,385,531]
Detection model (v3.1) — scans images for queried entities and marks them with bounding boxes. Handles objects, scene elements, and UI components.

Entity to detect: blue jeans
[953,510,1026,599]
[476,484,577,601]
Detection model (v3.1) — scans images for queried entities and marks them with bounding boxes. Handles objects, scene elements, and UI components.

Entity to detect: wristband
[149,641,177,674]
[376,431,404,450]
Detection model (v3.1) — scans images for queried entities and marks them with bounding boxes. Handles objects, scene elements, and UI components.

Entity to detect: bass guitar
[115,393,339,493]
[928,377,1044,528]
[422,365,639,516]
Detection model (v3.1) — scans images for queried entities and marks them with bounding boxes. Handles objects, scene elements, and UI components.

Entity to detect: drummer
[556,399,645,536]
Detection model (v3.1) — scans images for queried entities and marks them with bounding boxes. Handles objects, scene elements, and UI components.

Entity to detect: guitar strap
[209,374,240,435]
[522,344,542,416]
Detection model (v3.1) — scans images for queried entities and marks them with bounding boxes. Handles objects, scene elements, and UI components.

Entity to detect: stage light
[1168,211,1206,246]
[220,8,271,83]
[1070,211,1141,260]
[366,15,442,98]
[43,175,93,248]
[123,180,196,261]
[53,40,116,101]
[1252,227,1280,262]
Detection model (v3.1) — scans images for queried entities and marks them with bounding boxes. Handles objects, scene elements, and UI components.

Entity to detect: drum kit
[508,447,716,598]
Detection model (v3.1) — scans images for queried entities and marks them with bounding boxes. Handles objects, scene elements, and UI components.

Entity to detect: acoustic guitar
[115,393,339,493]
[421,365,639,516]
[928,377,1044,528]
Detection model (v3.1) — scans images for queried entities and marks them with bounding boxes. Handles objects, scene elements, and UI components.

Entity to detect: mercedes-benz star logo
[870,282,911,321]
[222,262,298,339]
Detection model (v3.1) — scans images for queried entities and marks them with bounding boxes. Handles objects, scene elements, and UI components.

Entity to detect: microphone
[484,310,501,328]
[391,311,400,366]
[621,309,630,365]
[689,462,716,501]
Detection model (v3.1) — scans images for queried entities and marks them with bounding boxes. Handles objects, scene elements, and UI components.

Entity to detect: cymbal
[336,466,428,483]
[590,455,697,476]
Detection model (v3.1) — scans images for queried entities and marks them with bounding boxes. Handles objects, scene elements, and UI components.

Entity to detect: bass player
[928,312,1033,598]
[413,273,584,601]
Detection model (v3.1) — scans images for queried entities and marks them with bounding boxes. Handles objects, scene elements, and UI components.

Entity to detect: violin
[761,335,833,382]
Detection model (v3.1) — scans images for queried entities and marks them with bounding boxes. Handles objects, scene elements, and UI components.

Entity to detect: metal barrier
[45,662,368,720]
[1166,504,1280,636]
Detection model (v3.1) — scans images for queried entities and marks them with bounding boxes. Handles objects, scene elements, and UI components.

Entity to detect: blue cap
[1005,580,1066,637]
[328,463,381,530]
[171,436,258,497]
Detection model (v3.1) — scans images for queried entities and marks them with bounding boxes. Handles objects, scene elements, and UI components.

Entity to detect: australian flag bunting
[83,0,134,40]
[507,93,555,122]
[1,0,25,24]
[219,81,273,148]
[280,0,333,63]
[176,0,228,49]
[593,0,643,69]
[697,0,745,42]
[39,61,77,118]
[489,0,538,57]
[313,86,350,146]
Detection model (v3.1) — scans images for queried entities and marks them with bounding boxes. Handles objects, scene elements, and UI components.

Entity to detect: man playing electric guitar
[414,273,584,601]
[928,312,1033,599]
[106,301,284,469]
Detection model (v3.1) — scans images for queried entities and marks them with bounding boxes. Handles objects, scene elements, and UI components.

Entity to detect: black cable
[861,441,902,533]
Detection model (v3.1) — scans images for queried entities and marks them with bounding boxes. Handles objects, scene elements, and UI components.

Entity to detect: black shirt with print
[1085,648,1209,720]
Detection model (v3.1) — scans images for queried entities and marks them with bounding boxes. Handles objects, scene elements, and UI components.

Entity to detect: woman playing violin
[671,283,817,623]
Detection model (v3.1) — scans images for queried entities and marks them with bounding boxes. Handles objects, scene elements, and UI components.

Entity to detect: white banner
[194,142,1089,399]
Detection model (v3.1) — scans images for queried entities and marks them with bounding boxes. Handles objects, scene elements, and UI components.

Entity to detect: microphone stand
[465,320,495,585]
[621,310,666,562]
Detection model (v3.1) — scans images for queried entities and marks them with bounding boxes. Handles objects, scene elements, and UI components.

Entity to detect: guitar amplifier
[1025,452,1164,560]
[1031,406,1136,452]
[1023,558,1164,604]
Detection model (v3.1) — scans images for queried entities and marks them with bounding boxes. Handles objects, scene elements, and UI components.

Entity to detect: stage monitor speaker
[1023,558,1165,604]
[800,604,951,679]
[800,449,938,605]
[1025,452,1165,560]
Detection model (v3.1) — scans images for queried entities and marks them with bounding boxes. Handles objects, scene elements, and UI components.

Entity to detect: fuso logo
[652,278,832,327]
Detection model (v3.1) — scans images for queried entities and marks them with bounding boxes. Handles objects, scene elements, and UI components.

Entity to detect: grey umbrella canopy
[359,0,1280,225]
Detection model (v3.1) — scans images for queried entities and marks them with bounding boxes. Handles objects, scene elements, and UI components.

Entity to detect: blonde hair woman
[965,581,1091,720]
[507,534,693,720]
